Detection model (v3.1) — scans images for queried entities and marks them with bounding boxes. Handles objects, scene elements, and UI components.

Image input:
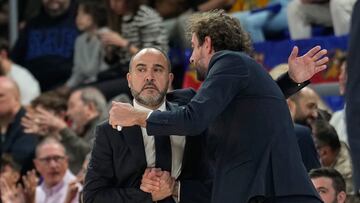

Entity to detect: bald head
[0,77,20,101]
[0,77,21,119]
[129,48,171,73]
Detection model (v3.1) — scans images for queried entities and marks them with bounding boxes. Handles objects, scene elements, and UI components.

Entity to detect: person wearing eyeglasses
[33,137,81,203]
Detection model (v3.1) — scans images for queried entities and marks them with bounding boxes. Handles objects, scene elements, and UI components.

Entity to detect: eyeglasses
[37,156,66,164]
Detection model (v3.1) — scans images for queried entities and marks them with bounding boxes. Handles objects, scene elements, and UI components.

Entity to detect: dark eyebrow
[135,63,146,68]
[154,64,165,69]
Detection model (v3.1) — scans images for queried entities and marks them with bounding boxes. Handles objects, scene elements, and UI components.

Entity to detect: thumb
[289,46,299,61]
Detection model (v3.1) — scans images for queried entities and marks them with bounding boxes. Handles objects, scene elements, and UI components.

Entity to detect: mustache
[141,81,159,91]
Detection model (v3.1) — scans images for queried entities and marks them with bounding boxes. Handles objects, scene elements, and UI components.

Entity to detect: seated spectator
[33,138,81,203]
[10,0,79,91]
[22,87,107,173]
[0,0,8,39]
[64,0,109,89]
[288,86,332,128]
[0,38,40,105]
[232,0,290,43]
[0,154,37,203]
[93,0,168,100]
[309,168,347,203]
[313,120,355,196]
[0,77,39,175]
[287,0,356,40]
[330,57,348,146]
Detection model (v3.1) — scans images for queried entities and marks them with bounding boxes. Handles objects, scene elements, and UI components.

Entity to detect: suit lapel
[122,126,147,166]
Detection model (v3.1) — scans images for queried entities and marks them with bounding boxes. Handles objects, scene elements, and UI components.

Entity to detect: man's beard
[131,81,167,108]
[195,66,207,81]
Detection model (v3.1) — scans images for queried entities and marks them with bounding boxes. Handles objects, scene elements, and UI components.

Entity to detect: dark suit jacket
[83,102,212,203]
[0,107,38,175]
[294,124,320,171]
[346,0,360,192]
[146,51,322,203]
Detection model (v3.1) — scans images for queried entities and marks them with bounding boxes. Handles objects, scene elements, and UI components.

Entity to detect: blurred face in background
[0,165,20,186]
[294,88,319,126]
[76,5,94,31]
[66,91,91,133]
[338,62,347,96]
[34,142,68,187]
[0,77,20,119]
[311,177,346,203]
[109,0,127,15]
[42,0,71,17]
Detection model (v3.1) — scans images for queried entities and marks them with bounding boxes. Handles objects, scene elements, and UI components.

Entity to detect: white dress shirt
[133,100,186,179]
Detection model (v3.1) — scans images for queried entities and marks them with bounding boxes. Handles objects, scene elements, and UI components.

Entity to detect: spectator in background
[33,138,81,203]
[330,57,348,146]
[11,0,79,91]
[22,87,107,174]
[0,38,40,105]
[288,86,332,128]
[287,0,356,40]
[312,120,355,197]
[232,0,290,43]
[64,0,109,89]
[0,77,38,175]
[0,0,8,39]
[93,0,168,100]
[0,154,37,203]
[309,168,347,203]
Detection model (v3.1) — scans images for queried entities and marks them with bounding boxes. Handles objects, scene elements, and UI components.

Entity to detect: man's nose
[145,70,155,81]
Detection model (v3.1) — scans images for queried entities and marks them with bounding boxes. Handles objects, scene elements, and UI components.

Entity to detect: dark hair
[313,120,341,152]
[309,167,346,194]
[78,0,108,27]
[0,37,9,52]
[187,10,253,55]
[31,91,68,115]
[0,154,21,173]
[106,0,147,32]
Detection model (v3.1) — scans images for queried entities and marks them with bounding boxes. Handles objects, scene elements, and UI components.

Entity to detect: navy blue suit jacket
[346,0,360,192]
[146,51,321,203]
[294,124,320,171]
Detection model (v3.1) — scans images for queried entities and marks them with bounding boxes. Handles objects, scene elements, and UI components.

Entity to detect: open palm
[288,46,329,83]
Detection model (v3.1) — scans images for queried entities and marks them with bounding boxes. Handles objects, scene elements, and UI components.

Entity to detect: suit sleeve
[276,72,310,99]
[147,53,249,136]
[83,125,152,203]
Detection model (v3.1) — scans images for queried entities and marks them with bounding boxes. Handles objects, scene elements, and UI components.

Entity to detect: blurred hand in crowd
[98,29,129,48]
[0,177,24,203]
[22,106,68,136]
[21,170,38,203]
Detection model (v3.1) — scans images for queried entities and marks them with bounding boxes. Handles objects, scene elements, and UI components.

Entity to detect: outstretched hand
[288,46,329,83]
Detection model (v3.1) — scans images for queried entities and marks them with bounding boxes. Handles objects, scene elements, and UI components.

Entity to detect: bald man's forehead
[132,50,169,69]
[0,77,20,96]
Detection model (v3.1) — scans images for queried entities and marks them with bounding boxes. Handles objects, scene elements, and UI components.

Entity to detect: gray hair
[77,87,107,119]
[35,137,67,158]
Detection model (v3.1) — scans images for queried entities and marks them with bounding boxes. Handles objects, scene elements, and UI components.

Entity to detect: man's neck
[133,99,166,111]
